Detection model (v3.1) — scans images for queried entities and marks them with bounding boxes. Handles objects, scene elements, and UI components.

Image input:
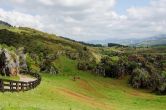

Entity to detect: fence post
[16,82,19,92]
[10,82,13,92]
[26,82,29,90]
[0,80,4,92]
[21,83,24,91]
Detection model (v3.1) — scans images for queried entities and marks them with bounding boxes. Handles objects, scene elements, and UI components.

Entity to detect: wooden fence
[0,72,41,92]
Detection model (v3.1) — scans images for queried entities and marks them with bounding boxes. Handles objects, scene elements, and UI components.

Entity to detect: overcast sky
[0,0,166,41]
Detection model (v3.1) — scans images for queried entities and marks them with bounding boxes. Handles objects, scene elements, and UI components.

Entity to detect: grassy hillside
[0,25,96,74]
[0,26,83,54]
[0,22,166,110]
[0,56,166,110]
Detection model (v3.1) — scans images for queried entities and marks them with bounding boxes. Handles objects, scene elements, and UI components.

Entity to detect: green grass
[0,75,20,81]
[0,56,166,110]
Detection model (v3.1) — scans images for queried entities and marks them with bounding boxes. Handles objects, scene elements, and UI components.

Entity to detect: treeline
[79,42,103,47]
[108,43,127,47]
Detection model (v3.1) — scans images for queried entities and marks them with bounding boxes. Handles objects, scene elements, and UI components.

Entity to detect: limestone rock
[16,47,28,71]
[0,49,19,76]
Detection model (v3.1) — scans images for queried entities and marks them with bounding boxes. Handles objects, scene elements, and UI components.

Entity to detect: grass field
[0,75,20,81]
[0,56,166,110]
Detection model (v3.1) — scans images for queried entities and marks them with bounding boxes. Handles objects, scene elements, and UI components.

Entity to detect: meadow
[0,23,166,110]
[0,56,166,110]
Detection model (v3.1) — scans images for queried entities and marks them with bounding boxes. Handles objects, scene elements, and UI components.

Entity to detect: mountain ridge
[87,35,166,46]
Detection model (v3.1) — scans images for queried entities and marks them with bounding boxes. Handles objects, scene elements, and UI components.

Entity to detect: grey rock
[0,49,19,76]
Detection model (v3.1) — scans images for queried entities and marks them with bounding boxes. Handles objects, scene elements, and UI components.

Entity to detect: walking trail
[18,74,36,82]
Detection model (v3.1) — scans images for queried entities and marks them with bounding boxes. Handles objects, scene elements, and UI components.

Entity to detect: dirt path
[18,74,36,82]
[76,79,106,98]
[55,87,113,110]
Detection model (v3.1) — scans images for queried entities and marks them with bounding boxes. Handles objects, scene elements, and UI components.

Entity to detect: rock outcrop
[16,47,28,72]
[0,48,28,76]
[0,49,20,76]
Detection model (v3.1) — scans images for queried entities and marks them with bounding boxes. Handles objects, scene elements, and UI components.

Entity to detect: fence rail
[0,72,41,92]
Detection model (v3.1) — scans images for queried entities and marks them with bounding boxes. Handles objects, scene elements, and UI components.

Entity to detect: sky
[0,0,166,41]
[114,0,150,14]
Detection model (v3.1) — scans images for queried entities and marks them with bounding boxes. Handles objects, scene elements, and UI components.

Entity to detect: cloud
[0,0,166,41]
[125,0,166,36]
[0,8,43,29]
[38,0,116,8]
[11,0,26,3]
[38,0,91,7]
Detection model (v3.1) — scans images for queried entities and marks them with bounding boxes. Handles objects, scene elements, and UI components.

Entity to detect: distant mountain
[134,35,166,47]
[0,20,12,27]
[87,35,166,46]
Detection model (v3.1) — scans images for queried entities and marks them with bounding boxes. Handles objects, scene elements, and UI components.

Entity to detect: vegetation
[1,56,166,110]
[79,41,103,47]
[0,25,96,74]
[108,43,125,47]
[0,22,166,110]
[76,46,166,94]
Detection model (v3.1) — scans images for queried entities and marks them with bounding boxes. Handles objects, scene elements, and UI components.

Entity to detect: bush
[127,61,139,74]
[130,69,166,94]
[77,61,96,71]
[156,71,166,94]
[130,68,150,88]
[161,61,166,70]
[26,54,40,73]
[40,58,58,75]
[77,61,88,70]
[99,56,127,78]
[66,52,79,60]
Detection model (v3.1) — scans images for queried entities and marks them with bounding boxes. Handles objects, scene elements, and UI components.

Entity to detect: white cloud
[0,8,43,29]
[11,0,26,3]
[71,26,82,35]
[0,0,166,41]
[38,0,92,7]
[38,0,54,6]
[125,0,166,37]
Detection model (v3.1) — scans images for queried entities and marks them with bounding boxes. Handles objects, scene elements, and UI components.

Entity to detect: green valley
[0,56,166,110]
[0,21,166,110]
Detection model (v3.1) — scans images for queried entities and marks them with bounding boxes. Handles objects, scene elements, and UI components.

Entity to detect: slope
[0,56,166,110]
[0,24,96,74]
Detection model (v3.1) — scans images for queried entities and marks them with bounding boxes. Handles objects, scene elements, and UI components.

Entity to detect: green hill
[0,25,96,74]
[0,27,85,55]
[0,22,166,110]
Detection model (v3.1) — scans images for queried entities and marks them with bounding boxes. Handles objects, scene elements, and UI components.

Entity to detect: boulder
[16,47,28,72]
[0,49,20,76]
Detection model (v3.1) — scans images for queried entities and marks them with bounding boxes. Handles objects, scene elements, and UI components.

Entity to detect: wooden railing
[0,72,41,92]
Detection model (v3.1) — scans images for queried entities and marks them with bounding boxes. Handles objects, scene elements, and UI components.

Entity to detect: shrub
[99,56,127,78]
[127,61,139,74]
[161,61,166,70]
[26,54,40,73]
[40,58,58,75]
[77,61,88,70]
[66,52,79,60]
[151,72,166,94]
[157,71,166,94]
[130,68,150,88]
[77,61,96,71]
